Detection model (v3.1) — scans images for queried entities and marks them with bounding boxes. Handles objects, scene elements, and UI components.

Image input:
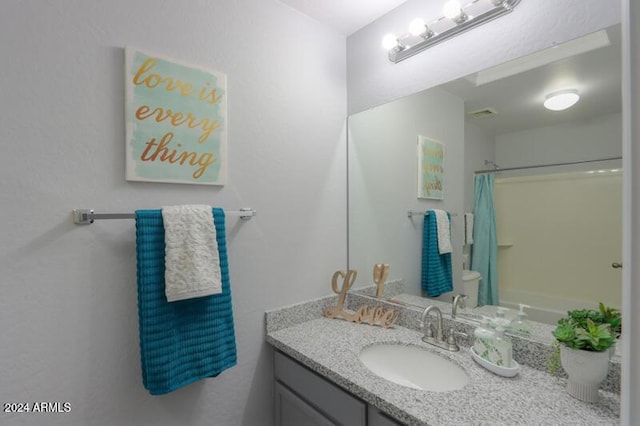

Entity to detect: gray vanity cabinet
[274,381,336,426]
[274,350,402,426]
[368,407,404,426]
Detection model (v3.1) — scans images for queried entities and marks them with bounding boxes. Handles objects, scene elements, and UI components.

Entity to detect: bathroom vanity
[265,294,620,426]
[274,350,399,425]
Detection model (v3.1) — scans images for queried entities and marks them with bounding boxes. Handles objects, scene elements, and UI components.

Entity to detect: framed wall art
[125,46,227,185]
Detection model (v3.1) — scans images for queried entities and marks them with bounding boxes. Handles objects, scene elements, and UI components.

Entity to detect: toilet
[462,270,481,308]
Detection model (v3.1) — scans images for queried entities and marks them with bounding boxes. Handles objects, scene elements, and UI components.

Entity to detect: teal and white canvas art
[125,46,227,185]
[417,135,444,200]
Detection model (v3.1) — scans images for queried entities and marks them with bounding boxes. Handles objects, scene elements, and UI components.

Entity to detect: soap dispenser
[512,304,532,335]
[488,326,513,367]
[473,316,495,361]
[490,307,511,331]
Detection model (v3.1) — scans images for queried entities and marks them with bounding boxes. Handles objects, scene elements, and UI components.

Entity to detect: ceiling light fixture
[383,0,522,63]
[543,89,580,111]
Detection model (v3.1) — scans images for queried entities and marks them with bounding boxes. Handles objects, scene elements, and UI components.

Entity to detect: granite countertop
[266,316,620,426]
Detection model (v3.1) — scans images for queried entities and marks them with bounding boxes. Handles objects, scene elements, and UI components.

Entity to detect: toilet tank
[462,270,481,308]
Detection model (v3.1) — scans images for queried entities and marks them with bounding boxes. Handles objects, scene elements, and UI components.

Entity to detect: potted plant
[549,303,621,403]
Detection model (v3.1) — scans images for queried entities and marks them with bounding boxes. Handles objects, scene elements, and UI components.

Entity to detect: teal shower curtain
[471,173,499,306]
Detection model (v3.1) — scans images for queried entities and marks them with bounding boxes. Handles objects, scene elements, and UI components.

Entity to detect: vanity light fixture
[408,18,430,37]
[442,1,467,23]
[383,0,522,63]
[382,33,400,50]
[543,89,580,111]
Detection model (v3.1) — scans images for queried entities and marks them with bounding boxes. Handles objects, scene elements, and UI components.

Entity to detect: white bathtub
[476,288,606,326]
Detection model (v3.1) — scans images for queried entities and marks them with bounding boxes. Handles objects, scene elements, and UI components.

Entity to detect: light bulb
[408,18,426,36]
[382,33,399,50]
[443,1,463,20]
[543,89,580,111]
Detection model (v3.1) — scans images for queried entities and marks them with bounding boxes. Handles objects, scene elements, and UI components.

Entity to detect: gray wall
[0,1,346,425]
[464,112,623,214]
[2,0,639,424]
[496,113,622,168]
[348,86,464,297]
[621,1,640,423]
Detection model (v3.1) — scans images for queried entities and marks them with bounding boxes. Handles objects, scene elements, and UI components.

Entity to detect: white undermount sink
[359,343,469,392]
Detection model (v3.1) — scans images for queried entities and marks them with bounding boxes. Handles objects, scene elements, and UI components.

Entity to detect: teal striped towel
[421,210,453,297]
[135,208,237,395]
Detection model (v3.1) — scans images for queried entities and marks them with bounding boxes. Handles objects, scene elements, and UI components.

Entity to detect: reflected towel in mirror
[464,213,474,245]
[422,210,453,297]
[433,209,452,254]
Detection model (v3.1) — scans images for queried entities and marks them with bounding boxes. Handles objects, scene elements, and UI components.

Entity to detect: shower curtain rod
[473,156,622,174]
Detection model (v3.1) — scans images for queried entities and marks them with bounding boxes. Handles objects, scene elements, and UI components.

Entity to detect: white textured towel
[464,213,474,245]
[162,205,221,302]
[433,209,452,254]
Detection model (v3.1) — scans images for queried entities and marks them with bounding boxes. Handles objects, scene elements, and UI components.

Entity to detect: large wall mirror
[347,24,622,334]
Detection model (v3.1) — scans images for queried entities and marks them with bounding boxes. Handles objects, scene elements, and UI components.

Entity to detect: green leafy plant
[547,303,621,375]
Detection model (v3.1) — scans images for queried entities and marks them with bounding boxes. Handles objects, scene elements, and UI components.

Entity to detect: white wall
[464,122,495,213]
[0,1,346,425]
[347,0,620,114]
[495,112,622,169]
[348,86,464,297]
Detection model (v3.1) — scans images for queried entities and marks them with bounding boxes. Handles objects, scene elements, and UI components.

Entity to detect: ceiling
[441,25,622,136]
[278,0,408,35]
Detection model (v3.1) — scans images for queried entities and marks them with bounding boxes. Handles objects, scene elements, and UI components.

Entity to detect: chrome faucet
[420,305,463,352]
[421,305,444,341]
[451,294,468,319]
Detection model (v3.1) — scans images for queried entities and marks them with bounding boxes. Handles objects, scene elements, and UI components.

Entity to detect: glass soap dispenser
[490,307,511,330]
[473,316,495,362]
[489,326,513,367]
[511,304,532,335]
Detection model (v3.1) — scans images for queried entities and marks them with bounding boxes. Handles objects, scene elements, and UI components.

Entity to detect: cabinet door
[274,351,366,426]
[367,406,403,426]
[275,381,336,426]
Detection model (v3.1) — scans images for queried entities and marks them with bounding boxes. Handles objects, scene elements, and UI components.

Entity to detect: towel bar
[407,211,458,218]
[72,208,256,225]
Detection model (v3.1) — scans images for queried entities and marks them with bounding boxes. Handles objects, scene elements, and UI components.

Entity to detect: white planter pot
[560,345,611,403]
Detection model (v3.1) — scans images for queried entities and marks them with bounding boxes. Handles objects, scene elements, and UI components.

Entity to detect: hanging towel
[464,213,474,245]
[135,208,237,395]
[433,209,452,254]
[162,204,221,302]
[421,210,453,297]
